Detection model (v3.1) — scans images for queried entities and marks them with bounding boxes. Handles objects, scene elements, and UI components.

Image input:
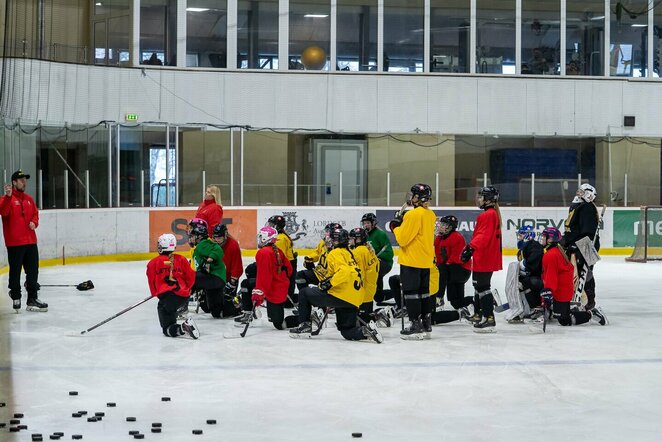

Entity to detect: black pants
[298,286,365,341]
[266,301,299,330]
[520,274,543,308]
[472,271,494,317]
[553,301,591,326]
[374,258,392,301]
[288,258,297,303]
[296,268,319,290]
[157,291,188,337]
[194,272,225,318]
[7,244,40,300]
[400,265,432,321]
[373,274,403,309]
[444,264,472,310]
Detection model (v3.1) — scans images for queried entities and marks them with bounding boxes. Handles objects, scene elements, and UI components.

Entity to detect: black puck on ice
[9,427,20,432]
[106,402,116,407]
[0,402,6,406]
[206,419,216,425]
[192,429,203,435]
[71,413,81,418]
[14,413,24,418]
[94,412,104,417]
[161,396,171,402]
[352,432,363,438]
[151,428,161,433]
[129,431,139,435]
[77,411,87,415]
[69,391,78,396]
[18,424,28,430]
[53,433,64,437]
[86,417,97,422]
[49,436,61,440]
[10,419,20,424]
[133,434,145,439]
[32,437,43,442]
[126,417,137,422]
[151,422,162,427]
[72,435,83,440]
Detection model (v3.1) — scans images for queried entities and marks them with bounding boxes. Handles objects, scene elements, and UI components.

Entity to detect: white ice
[1,256,661,442]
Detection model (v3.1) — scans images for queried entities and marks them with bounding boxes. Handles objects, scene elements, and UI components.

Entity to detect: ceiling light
[631,24,647,27]
[304,14,328,18]
[95,2,102,5]
[187,7,209,12]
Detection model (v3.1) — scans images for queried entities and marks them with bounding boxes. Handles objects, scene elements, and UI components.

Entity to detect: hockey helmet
[188,217,208,233]
[408,183,432,205]
[361,213,378,231]
[257,226,278,248]
[348,227,368,248]
[329,228,350,249]
[266,215,286,233]
[439,215,458,232]
[157,233,176,254]
[516,225,536,242]
[188,223,209,246]
[578,183,596,202]
[540,227,562,245]
[476,186,499,209]
[322,222,342,239]
[212,224,228,239]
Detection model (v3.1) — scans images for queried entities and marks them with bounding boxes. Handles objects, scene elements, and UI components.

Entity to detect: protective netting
[626,206,662,262]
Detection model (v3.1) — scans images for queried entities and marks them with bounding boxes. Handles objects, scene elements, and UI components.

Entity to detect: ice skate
[233,308,261,326]
[507,314,524,324]
[466,312,482,324]
[12,298,21,312]
[457,307,471,322]
[473,315,496,333]
[181,317,200,339]
[289,321,312,339]
[311,308,325,330]
[400,319,426,340]
[590,306,608,326]
[361,320,383,343]
[374,307,393,328]
[26,298,48,312]
[421,313,432,339]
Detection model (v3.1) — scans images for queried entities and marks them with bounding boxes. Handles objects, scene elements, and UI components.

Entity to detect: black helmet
[439,215,458,231]
[322,222,342,239]
[329,228,349,248]
[348,227,368,247]
[212,224,228,238]
[477,186,499,208]
[188,223,208,246]
[409,183,432,204]
[361,213,377,224]
[267,215,286,233]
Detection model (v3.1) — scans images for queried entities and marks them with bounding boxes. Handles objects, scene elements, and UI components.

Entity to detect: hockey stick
[311,307,330,336]
[571,204,606,306]
[240,302,259,338]
[80,295,153,335]
[34,280,95,291]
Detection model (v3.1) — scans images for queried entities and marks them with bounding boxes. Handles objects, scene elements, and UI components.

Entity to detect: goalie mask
[257,226,278,248]
[578,183,596,203]
[157,233,177,254]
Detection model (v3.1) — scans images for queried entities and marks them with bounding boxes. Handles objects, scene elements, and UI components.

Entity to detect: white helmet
[157,233,177,254]
[578,183,596,202]
[257,226,278,248]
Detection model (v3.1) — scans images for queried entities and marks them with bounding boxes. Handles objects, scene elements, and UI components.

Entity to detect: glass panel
[609,0,648,77]
[289,0,330,70]
[237,0,279,69]
[384,0,424,72]
[430,0,470,73]
[87,125,111,208]
[476,0,515,74]
[94,0,130,16]
[655,3,662,77]
[94,21,107,65]
[243,131,291,204]
[140,0,177,66]
[40,127,67,209]
[186,0,228,68]
[337,0,378,71]
[120,126,165,207]
[108,15,130,66]
[521,0,560,75]
[566,0,604,76]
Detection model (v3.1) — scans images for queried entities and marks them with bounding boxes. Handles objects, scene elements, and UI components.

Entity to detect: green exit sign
[125,113,139,122]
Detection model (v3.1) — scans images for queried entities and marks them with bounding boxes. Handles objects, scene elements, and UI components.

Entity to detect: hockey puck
[18,424,28,430]
[206,419,217,425]
[192,429,203,435]
[53,433,64,437]
[151,428,162,433]
[161,396,171,402]
[69,391,78,396]
[129,431,139,435]
[71,413,81,418]
[9,427,20,432]
[352,432,363,438]
[126,417,137,422]
[134,434,145,439]
[77,411,87,415]
[151,422,162,427]
[14,413,24,418]
[49,436,61,440]
[32,437,43,442]
[87,417,97,422]
[0,422,6,428]
[0,402,6,406]
[94,412,105,417]
[10,419,20,424]
[72,435,83,440]
[106,402,116,407]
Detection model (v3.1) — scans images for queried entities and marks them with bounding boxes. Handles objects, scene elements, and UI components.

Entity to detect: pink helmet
[257,226,278,248]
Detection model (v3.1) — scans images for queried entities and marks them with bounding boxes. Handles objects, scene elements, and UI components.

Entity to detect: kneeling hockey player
[146,234,199,338]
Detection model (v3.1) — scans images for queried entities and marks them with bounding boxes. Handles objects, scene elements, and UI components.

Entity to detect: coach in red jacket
[0,170,47,312]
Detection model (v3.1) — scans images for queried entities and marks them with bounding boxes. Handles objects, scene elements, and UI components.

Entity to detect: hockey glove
[225,278,238,294]
[388,218,402,232]
[540,288,553,310]
[76,280,94,291]
[304,256,315,271]
[460,245,474,263]
[251,289,265,306]
[318,278,332,292]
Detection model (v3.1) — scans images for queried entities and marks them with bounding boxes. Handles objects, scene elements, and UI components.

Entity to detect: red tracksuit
[469,208,502,272]
[436,231,472,270]
[146,253,197,298]
[0,191,39,246]
[255,245,292,304]
[542,246,574,302]
[222,236,243,282]
[196,200,223,233]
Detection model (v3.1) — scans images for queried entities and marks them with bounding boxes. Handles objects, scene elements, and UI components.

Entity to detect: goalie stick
[571,204,606,306]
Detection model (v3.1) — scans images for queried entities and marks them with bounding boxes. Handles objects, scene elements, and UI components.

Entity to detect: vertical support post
[230,128,234,206]
[108,124,113,207]
[386,172,390,206]
[624,173,628,207]
[330,0,337,70]
[240,129,244,206]
[115,124,120,208]
[470,0,476,73]
[435,172,439,206]
[578,173,582,188]
[424,0,430,73]
[531,173,535,207]
[202,170,206,199]
[165,124,170,207]
[174,125,179,206]
[293,171,298,206]
[515,0,521,74]
[483,172,488,187]
[377,0,384,71]
[560,0,566,75]
[140,169,144,207]
[38,169,43,209]
[85,170,90,208]
[64,169,69,209]
[339,171,343,206]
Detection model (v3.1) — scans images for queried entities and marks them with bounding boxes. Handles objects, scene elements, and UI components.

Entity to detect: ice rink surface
[1,256,661,441]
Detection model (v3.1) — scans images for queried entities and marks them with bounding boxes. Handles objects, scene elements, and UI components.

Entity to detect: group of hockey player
[145,181,608,341]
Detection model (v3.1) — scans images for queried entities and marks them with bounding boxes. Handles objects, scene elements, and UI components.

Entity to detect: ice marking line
[2,357,662,372]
